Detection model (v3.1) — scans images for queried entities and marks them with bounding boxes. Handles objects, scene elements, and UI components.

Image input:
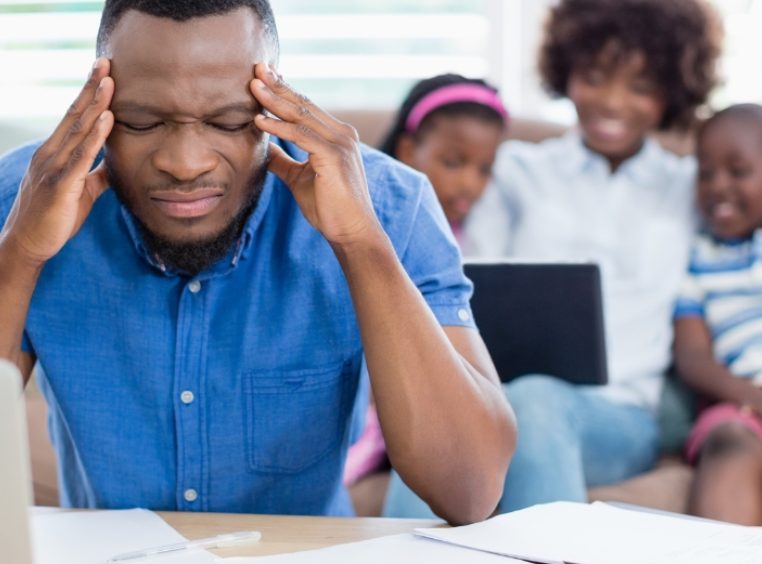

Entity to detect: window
[1,0,754,154]
[0,0,513,151]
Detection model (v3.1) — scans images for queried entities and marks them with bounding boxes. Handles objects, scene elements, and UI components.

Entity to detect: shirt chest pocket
[242,360,353,474]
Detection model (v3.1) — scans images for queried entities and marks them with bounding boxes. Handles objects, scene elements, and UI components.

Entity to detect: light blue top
[0,138,474,515]
[675,230,762,383]
[465,131,698,409]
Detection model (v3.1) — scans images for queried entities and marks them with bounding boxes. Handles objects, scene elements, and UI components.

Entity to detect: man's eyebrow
[207,103,260,116]
[109,101,164,114]
[110,101,259,116]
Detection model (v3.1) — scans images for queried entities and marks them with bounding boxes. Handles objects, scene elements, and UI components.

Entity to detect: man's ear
[395,134,417,167]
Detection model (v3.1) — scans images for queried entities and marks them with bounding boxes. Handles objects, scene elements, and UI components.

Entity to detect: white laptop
[0,358,35,564]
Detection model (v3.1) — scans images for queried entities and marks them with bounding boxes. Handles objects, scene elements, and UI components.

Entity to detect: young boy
[674,104,762,526]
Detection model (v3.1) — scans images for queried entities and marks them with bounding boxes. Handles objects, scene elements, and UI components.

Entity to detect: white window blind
[0,0,514,151]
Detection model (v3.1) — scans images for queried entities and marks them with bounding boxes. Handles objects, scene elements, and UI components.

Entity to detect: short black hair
[699,103,762,140]
[539,0,722,130]
[96,0,279,58]
[379,74,506,157]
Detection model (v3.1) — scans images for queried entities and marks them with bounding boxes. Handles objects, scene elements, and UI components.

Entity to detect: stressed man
[0,1,515,523]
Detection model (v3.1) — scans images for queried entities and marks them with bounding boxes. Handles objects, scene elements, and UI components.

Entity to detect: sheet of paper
[414,501,762,564]
[218,533,525,563]
[31,508,217,564]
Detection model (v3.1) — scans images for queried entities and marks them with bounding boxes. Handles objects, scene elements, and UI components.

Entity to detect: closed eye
[209,122,251,132]
[116,121,162,132]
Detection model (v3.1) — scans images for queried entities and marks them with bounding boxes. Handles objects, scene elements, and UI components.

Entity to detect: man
[0,0,515,524]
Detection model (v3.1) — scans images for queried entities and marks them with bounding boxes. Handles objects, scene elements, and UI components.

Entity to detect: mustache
[145,178,229,194]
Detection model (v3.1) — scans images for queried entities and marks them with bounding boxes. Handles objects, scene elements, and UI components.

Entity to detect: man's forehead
[107,8,270,112]
[107,7,271,67]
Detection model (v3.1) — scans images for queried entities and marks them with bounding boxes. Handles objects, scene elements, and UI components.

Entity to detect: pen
[105,530,262,562]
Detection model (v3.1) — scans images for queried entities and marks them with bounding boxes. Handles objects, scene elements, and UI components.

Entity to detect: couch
[23,110,697,514]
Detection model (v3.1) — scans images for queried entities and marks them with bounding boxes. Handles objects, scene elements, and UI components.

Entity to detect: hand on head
[250,63,382,247]
[1,59,114,265]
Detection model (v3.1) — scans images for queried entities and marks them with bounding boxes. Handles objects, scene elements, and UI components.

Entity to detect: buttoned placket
[173,277,209,510]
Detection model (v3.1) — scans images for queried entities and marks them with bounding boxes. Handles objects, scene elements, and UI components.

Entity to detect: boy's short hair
[699,103,762,140]
[539,0,722,130]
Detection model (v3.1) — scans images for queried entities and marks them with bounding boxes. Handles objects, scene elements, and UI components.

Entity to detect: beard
[105,154,267,277]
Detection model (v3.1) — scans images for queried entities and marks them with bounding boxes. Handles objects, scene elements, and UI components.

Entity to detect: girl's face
[697,116,762,240]
[567,48,666,171]
[397,114,503,225]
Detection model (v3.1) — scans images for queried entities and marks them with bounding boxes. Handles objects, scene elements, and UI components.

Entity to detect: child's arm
[674,316,762,414]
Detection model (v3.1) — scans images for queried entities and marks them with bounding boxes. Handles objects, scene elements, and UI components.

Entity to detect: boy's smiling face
[567,45,665,170]
[698,113,762,240]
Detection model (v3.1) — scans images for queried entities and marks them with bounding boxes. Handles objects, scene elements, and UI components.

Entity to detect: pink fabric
[342,405,387,486]
[685,402,762,463]
[405,84,509,132]
[450,222,464,247]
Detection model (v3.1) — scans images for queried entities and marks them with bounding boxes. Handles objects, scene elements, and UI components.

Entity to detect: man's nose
[151,124,218,181]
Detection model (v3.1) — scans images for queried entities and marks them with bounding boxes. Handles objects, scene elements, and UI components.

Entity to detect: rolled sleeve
[399,174,475,329]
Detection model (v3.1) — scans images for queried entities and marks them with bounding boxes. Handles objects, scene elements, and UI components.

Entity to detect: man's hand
[250,63,381,247]
[1,58,114,265]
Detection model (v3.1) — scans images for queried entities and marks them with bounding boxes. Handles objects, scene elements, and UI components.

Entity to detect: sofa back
[331,109,695,157]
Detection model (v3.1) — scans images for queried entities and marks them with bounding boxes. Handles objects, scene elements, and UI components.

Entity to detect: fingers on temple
[39,58,113,162]
[57,110,114,195]
[56,76,115,163]
[251,64,360,146]
[254,112,334,157]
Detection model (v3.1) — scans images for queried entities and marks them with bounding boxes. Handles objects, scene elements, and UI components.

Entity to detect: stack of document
[414,501,762,564]
[31,508,216,564]
[32,502,762,563]
[230,502,762,564]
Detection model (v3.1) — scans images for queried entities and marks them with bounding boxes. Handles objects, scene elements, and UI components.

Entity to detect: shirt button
[180,390,194,405]
[458,308,471,322]
[188,280,202,294]
[184,488,198,503]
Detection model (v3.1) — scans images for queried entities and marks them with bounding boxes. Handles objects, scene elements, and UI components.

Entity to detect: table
[159,512,442,558]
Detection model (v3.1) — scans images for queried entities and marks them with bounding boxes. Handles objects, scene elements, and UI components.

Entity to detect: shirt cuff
[428,302,477,328]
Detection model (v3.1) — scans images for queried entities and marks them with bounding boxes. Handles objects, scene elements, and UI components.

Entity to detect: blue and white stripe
[675,230,762,380]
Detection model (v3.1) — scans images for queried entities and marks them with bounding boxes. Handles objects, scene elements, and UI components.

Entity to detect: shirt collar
[559,129,662,184]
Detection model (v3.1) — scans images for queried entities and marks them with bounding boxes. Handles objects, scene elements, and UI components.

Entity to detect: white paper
[31,508,217,564]
[217,533,525,563]
[415,501,762,564]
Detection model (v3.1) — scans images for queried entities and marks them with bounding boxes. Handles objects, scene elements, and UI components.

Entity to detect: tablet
[464,261,608,385]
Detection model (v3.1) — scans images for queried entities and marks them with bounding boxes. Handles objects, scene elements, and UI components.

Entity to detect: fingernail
[92,58,102,71]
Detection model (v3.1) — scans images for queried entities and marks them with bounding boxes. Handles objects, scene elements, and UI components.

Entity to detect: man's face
[105,8,270,252]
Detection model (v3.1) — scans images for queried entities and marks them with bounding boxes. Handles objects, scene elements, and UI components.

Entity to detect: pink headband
[405,83,509,133]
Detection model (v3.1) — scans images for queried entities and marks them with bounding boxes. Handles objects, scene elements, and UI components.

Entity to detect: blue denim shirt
[0,139,474,515]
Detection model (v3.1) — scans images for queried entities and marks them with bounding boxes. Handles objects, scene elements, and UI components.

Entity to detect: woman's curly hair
[539,0,722,130]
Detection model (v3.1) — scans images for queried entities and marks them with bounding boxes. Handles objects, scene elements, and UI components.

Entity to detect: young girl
[343,75,508,507]
[384,0,721,518]
[674,104,762,526]
[379,74,509,253]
